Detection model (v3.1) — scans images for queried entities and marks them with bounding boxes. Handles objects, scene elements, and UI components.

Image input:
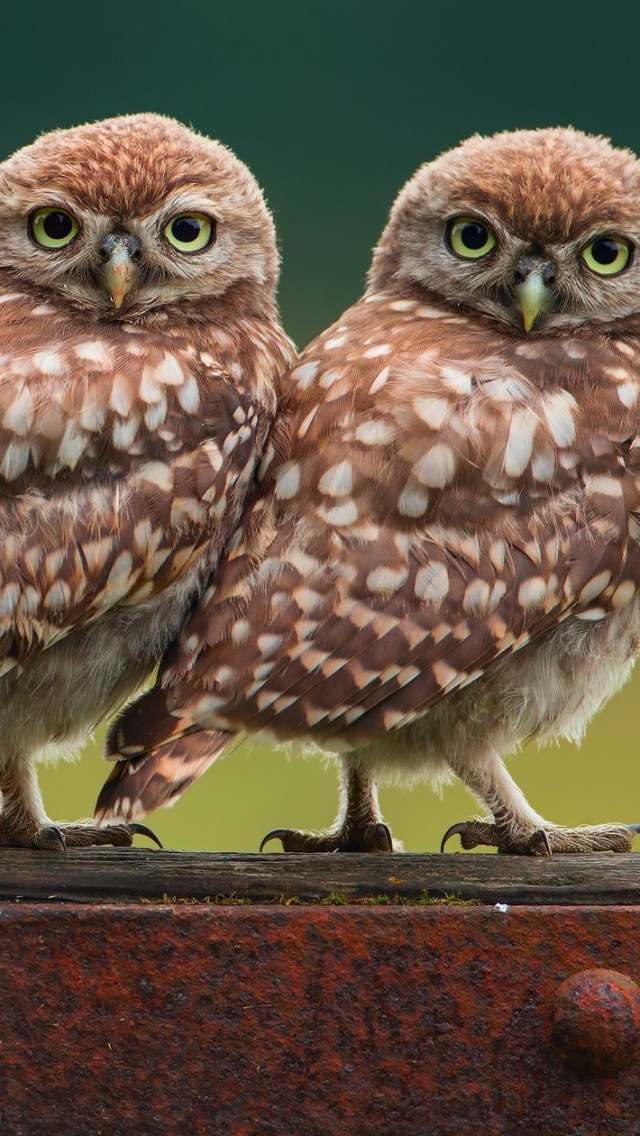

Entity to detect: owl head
[369,127,640,334]
[0,113,279,321]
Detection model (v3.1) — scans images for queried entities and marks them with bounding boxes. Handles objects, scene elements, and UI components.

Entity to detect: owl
[98,127,640,856]
[0,113,294,850]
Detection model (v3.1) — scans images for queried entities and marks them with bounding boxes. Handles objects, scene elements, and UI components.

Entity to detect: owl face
[0,114,278,320]
[370,128,640,334]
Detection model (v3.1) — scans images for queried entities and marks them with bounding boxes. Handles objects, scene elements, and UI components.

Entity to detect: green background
[4,0,640,850]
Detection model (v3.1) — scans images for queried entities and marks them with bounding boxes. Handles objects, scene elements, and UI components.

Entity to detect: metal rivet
[549,968,640,1075]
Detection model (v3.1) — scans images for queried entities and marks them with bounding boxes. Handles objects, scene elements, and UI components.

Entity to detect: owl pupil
[591,239,619,265]
[43,212,72,240]
[461,223,488,250]
[171,217,201,244]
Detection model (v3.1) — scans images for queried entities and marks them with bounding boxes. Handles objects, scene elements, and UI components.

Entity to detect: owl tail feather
[95,730,231,823]
[104,685,188,761]
[97,685,232,822]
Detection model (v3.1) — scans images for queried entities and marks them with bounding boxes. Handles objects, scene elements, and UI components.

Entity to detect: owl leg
[441,750,638,855]
[0,760,161,851]
[260,758,396,852]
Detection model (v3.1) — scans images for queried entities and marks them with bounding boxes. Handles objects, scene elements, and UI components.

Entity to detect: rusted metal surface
[549,967,640,1074]
[0,904,639,1135]
[1,847,640,904]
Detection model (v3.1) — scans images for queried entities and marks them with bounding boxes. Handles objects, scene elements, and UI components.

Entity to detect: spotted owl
[0,113,294,850]
[99,127,640,856]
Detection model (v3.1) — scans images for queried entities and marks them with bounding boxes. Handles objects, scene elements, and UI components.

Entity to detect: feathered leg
[442,748,638,855]
[261,757,396,852]
[0,758,159,851]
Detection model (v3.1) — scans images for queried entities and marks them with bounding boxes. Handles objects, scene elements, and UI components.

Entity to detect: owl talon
[531,828,552,857]
[440,822,474,853]
[440,820,535,853]
[441,819,639,854]
[259,827,337,853]
[0,817,162,850]
[372,822,394,852]
[26,821,163,851]
[260,821,394,853]
[34,824,67,853]
[440,820,503,852]
[127,822,163,849]
[260,829,291,853]
[62,821,163,849]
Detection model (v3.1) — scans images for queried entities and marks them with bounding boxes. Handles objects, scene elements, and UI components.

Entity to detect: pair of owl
[0,113,638,857]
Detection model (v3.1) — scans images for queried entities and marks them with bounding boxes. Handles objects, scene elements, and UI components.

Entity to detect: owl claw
[440,822,472,853]
[531,828,552,857]
[441,819,639,854]
[21,820,164,851]
[59,821,163,850]
[260,829,289,853]
[127,822,163,849]
[260,821,394,853]
[440,819,533,853]
[372,822,394,852]
[34,824,68,853]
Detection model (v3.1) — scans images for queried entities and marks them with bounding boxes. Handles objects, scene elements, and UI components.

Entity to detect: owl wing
[0,303,275,673]
[96,504,635,822]
[97,297,640,816]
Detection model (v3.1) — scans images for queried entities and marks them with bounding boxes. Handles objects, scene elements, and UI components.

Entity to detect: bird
[0,112,294,850]
[98,126,640,856]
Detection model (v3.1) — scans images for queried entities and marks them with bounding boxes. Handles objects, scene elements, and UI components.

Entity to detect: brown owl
[98,127,640,856]
[0,113,294,850]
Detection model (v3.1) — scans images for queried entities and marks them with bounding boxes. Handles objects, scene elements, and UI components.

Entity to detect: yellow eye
[582,236,632,276]
[163,213,214,253]
[447,216,496,259]
[30,208,79,249]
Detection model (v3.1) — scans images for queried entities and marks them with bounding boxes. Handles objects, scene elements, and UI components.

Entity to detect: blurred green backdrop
[5,0,639,850]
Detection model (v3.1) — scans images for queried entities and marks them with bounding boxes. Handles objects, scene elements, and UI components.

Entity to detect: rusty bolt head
[549,968,640,1075]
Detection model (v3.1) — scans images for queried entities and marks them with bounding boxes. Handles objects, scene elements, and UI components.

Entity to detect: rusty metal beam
[0,904,639,1135]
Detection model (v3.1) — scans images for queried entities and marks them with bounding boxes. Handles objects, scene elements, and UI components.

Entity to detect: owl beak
[99,234,143,309]
[101,245,139,310]
[513,270,554,332]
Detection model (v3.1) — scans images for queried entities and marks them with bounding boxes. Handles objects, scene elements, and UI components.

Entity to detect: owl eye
[30,208,79,249]
[447,216,496,259]
[582,236,632,276]
[164,213,215,253]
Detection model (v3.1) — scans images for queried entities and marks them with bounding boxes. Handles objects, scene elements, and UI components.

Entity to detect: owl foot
[260,821,394,853]
[440,820,640,855]
[0,818,162,851]
[53,821,162,850]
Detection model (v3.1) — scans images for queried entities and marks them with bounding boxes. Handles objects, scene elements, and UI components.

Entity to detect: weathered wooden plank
[0,848,638,904]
